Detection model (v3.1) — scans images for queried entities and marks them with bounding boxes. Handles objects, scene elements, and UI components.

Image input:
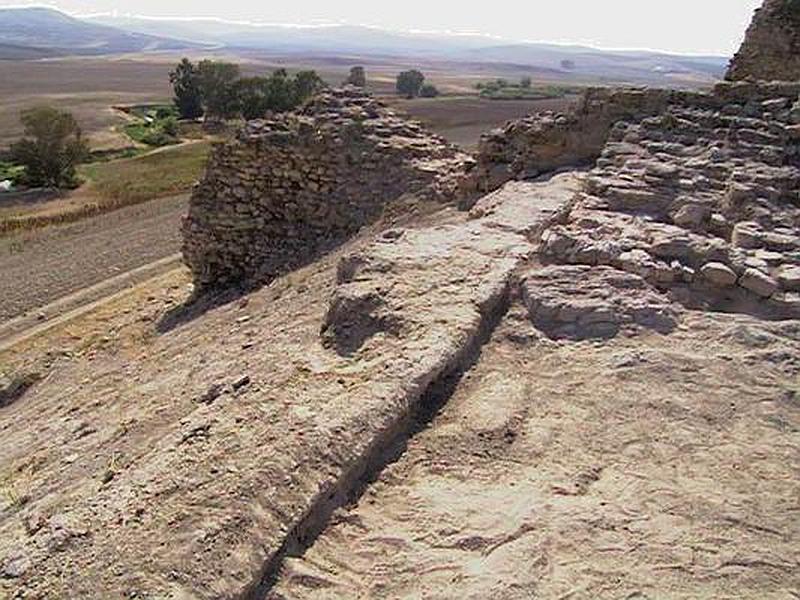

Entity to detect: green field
[80,141,211,204]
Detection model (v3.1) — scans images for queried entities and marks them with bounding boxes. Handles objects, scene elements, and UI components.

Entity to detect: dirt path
[0,194,188,323]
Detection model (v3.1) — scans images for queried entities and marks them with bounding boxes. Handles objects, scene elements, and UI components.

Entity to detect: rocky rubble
[182,87,473,289]
[727,0,800,82]
[471,87,681,191]
[539,80,800,318]
[521,265,679,340]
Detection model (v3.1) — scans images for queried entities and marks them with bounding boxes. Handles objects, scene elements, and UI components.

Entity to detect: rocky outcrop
[182,88,473,289]
[540,80,800,317]
[727,0,800,82]
[471,87,685,191]
[521,265,679,340]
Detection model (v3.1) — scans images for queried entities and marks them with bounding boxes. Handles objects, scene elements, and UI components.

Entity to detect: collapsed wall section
[182,88,473,289]
[726,0,800,82]
[470,87,701,191]
[541,81,800,317]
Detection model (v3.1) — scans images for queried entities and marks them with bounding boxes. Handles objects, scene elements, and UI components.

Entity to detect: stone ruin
[182,0,799,325]
[471,87,676,191]
[541,80,800,319]
[182,88,473,289]
[727,0,800,82]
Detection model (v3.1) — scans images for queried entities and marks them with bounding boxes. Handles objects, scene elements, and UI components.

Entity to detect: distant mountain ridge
[86,14,729,84]
[0,7,204,58]
[0,7,728,85]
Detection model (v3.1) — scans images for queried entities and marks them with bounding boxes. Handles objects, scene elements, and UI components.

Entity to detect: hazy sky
[2,0,763,55]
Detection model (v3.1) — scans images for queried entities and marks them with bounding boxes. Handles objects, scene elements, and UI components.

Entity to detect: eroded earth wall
[727,0,800,82]
[182,88,473,289]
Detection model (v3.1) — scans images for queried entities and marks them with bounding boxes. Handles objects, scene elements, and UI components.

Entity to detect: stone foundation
[540,81,800,317]
[182,88,473,289]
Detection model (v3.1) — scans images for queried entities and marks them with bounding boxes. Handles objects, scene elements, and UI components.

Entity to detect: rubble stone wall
[182,88,472,289]
[471,87,702,191]
[541,81,800,317]
[727,0,800,82]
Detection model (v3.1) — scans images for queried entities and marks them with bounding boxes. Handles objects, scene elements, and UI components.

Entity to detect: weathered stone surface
[701,262,738,287]
[777,265,800,290]
[727,0,800,82]
[739,267,779,297]
[182,88,474,289]
[321,175,582,356]
[521,265,679,340]
[534,81,800,317]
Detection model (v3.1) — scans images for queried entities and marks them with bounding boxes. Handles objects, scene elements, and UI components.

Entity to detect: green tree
[234,70,326,120]
[235,76,269,120]
[293,70,326,104]
[396,70,425,98]
[169,58,204,120]
[344,66,366,87]
[10,106,88,188]
[520,76,532,88]
[419,83,439,98]
[263,68,297,113]
[197,60,241,121]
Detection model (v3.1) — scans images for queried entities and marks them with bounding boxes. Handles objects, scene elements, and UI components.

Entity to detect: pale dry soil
[0,176,797,600]
[273,306,800,599]
[0,194,187,323]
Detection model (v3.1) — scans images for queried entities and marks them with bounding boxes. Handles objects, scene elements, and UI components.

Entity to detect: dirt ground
[1,174,797,599]
[389,95,578,150]
[273,305,800,599]
[0,194,187,323]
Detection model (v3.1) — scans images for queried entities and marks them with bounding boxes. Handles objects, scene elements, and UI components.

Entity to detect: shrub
[419,83,439,98]
[10,107,88,188]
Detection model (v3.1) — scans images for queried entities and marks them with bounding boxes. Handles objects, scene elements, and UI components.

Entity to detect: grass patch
[0,142,211,234]
[79,141,211,205]
[121,104,181,147]
[476,79,585,100]
[0,160,24,184]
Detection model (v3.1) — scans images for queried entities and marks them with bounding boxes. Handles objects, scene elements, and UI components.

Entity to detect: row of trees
[170,59,327,121]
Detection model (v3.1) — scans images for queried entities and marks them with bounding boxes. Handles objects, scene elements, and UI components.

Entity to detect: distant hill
[89,14,728,85]
[0,8,728,85]
[0,7,204,59]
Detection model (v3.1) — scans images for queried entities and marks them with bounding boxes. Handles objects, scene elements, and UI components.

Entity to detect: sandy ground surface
[0,194,187,323]
[273,305,800,599]
[0,175,797,599]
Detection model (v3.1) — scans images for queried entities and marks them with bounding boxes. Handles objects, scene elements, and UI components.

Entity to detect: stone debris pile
[182,87,473,289]
[472,87,678,191]
[540,81,800,317]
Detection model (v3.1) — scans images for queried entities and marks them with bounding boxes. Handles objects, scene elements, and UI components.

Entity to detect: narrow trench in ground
[246,287,514,599]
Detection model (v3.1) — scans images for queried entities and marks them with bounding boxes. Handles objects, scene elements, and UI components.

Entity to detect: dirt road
[0,194,188,323]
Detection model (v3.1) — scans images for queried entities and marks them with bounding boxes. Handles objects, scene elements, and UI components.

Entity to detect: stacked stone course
[182,87,473,289]
[540,81,800,317]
